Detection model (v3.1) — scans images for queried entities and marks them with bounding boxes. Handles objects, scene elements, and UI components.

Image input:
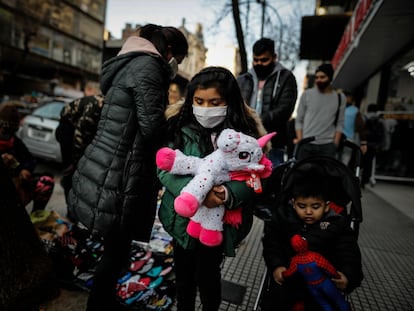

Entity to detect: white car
[18,99,70,163]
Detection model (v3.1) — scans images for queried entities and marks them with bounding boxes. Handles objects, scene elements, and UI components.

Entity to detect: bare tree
[204,0,314,73]
[231,0,248,73]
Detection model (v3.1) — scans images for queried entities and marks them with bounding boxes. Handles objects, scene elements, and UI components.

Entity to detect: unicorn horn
[257,132,277,148]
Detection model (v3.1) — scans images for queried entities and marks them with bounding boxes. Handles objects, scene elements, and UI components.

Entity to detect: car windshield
[32,102,65,120]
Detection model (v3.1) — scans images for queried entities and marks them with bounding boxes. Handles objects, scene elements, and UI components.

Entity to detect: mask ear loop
[168,57,178,80]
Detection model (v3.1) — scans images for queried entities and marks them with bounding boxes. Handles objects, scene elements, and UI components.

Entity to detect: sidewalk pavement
[45,180,414,311]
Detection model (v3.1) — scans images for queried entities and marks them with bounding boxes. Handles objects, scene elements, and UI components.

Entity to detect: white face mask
[168,57,178,80]
[193,106,227,128]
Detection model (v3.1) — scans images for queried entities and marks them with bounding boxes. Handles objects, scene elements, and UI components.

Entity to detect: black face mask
[253,63,275,80]
[316,81,330,91]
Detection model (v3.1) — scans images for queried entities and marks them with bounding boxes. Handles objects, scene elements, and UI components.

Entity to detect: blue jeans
[268,148,286,169]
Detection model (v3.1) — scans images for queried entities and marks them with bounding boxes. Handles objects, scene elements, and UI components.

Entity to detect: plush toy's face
[291,234,308,253]
[217,129,264,171]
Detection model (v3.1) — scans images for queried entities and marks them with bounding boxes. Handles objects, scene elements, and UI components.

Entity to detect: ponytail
[139,24,188,59]
[139,24,169,58]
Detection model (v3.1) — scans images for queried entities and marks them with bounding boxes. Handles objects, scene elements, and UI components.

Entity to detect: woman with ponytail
[68,23,188,310]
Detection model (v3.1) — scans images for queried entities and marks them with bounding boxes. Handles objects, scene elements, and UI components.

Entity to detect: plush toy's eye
[239,151,250,160]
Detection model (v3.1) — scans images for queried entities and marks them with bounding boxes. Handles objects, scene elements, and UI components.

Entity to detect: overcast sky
[104,0,310,99]
[105,0,235,47]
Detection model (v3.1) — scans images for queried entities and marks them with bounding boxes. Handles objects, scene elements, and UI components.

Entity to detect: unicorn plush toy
[156,128,275,246]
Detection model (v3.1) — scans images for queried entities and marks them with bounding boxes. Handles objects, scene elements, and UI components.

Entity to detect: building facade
[103,20,207,80]
[300,0,414,181]
[0,0,106,97]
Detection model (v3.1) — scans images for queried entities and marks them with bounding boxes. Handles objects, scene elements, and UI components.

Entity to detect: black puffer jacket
[263,204,363,293]
[68,37,171,241]
[237,64,297,148]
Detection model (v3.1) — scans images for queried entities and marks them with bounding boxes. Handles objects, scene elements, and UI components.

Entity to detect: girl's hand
[273,266,286,285]
[19,169,32,181]
[331,271,348,291]
[203,185,226,208]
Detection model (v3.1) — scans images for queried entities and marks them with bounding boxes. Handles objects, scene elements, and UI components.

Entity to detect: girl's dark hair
[168,66,259,153]
[139,24,188,59]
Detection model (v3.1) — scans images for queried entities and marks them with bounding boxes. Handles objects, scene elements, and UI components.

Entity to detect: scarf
[0,137,14,152]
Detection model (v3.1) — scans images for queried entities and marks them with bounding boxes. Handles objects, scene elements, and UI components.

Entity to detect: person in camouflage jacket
[56,93,104,202]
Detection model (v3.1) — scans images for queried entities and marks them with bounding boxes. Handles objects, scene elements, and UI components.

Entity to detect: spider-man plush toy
[282,234,351,311]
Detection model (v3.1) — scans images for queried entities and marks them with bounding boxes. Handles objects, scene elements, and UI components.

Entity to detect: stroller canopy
[272,155,363,224]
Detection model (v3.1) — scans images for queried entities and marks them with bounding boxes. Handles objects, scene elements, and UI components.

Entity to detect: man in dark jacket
[237,38,298,168]
[67,24,188,311]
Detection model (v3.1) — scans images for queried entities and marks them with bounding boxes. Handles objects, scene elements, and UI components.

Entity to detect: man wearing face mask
[237,38,297,168]
[294,63,346,160]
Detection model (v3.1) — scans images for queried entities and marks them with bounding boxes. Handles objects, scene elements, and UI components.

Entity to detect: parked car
[1,98,39,121]
[18,99,71,163]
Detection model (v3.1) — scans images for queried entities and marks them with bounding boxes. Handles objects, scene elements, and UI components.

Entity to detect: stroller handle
[292,136,315,160]
[343,139,362,171]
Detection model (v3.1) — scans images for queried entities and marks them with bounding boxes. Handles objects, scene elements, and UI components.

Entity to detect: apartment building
[0,0,106,96]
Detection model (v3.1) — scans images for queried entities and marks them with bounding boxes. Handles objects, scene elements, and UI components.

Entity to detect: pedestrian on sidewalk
[168,74,188,106]
[337,91,367,167]
[55,81,104,213]
[158,66,269,311]
[294,63,346,160]
[237,37,297,168]
[361,103,385,189]
[67,24,188,311]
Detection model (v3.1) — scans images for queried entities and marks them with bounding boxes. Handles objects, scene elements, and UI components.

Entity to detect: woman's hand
[331,271,348,291]
[273,266,286,285]
[203,185,226,208]
[1,153,19,169]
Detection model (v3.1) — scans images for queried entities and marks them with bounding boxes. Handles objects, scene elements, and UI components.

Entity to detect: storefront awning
[332,0,414,91]
[300,14,350,61]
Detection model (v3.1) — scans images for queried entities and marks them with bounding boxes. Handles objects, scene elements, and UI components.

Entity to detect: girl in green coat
[158,66,269,311]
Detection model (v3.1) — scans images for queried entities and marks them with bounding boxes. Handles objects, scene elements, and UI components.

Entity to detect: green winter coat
[158,126,258,257]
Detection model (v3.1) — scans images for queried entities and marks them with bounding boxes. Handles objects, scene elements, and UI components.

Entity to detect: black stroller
[252,137,363,311]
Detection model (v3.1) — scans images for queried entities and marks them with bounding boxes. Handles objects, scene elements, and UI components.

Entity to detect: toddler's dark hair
[291,175,328,201]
